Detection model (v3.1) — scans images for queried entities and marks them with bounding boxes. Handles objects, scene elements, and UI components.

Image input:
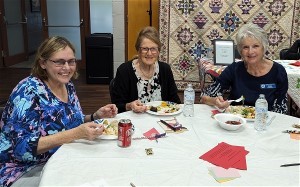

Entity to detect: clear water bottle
[254,94,268,131]
[183,84,195,117]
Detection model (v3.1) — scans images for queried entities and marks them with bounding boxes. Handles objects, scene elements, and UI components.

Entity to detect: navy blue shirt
[202,61,288,114]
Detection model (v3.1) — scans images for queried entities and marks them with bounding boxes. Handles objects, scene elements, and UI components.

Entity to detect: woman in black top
[111,26,181,113]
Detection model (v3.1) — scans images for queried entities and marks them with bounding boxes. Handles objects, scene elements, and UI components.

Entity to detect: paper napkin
[157,119,188,133]
[200,142,249,170]
[143,128,160,140]
[208,166,241,183]
[289,61,300,67]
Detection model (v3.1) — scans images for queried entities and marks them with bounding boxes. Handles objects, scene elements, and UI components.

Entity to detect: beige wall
[112,0,125,77]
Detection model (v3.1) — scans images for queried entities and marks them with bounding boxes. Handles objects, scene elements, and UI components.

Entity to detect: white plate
[226,105,255,121]
[226,106,274,122]
[99,134,118,140]
[146,101,182,116]
[94,118,118,140]
[95,119,135,140]
[245,112,274,123]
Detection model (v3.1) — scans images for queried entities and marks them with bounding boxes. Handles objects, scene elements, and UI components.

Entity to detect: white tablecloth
[274,60,300,107]
[39,105,300,186]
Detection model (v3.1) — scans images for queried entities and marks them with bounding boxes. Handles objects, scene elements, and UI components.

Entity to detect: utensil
[160,119,182,131]
[132,133,167,140]
[280,163,300,167]
[228,96,244,103]
[282,130,300,134]
[266,115,276,126]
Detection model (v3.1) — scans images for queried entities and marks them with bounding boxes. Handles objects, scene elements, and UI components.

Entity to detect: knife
[133,133,167,140]
[160,119,181,131]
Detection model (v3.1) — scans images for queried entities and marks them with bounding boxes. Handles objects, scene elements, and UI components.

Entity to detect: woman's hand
[215,95,230,110]
[95,104,118,119]
[77,122,104,141]
[128,100,147,113]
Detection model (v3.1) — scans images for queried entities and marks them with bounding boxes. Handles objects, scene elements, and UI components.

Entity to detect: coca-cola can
[117,119,132,147]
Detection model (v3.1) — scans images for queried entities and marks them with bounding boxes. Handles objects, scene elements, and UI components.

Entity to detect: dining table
[275,60,300,108]
[39,104,300,186]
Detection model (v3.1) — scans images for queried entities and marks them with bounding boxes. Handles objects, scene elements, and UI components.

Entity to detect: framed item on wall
[30,0,41,12]
[213,39,235,65]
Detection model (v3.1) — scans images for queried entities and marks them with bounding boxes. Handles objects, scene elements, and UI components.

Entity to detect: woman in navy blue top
[201,23,288,114]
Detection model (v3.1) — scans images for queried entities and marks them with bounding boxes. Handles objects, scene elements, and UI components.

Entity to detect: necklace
[139,63,154,79]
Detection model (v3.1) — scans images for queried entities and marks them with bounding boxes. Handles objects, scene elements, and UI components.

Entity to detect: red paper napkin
[211,109,220,115]
[200,142,249,170]
[143,128,160,140]
[289,61,300,66]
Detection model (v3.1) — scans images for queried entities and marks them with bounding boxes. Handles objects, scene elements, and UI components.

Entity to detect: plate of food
[226,105,256,121]
[95,119,135,140]
[146,101,182,116]
[95,119,119,139]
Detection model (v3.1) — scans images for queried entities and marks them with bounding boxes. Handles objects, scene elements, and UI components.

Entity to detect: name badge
[260,83,276,89]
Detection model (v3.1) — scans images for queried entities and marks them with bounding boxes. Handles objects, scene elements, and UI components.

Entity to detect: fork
[228,96,244,103]
[266,115,276,126]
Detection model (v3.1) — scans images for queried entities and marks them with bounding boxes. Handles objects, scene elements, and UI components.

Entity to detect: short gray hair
[236,23,268,55]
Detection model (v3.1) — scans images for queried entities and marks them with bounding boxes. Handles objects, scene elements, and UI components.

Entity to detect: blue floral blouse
[0,75,84,186]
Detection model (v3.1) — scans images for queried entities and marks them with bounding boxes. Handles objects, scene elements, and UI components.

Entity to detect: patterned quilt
[159,0,300,91]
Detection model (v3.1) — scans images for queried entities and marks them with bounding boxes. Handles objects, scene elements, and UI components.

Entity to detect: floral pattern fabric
[133,62,162,103]
[0,76,84,186]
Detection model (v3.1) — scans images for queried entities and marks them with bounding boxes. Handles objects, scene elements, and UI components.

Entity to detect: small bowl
[214,113,246,131]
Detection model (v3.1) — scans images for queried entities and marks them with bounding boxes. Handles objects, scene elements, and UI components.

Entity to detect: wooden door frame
[124,0,128,61]
[0,0,28,67]
[124,0,159,62]
[0,0,4,67]
[40,0,90,69]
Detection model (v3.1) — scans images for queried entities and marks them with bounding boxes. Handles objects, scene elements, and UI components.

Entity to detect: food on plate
[148,101,180,113]
[103,120,118,136]
[226,106,255,119]
[149,106,158,112]
[225,120,242,125]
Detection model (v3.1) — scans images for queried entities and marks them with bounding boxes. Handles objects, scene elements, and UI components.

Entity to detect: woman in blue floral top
[0,36,118,187]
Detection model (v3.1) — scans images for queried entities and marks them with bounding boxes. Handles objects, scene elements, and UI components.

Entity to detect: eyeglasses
[47,59,77,67]
[139,47,159,54]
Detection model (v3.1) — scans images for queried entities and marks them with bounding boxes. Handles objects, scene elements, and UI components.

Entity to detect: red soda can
[117,119,132,147]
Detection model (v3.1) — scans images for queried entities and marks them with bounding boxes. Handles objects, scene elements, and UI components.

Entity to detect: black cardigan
[111,60,181,113]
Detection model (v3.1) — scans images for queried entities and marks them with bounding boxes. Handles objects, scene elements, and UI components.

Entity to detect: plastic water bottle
[254,94,268,131]
[183,84,195,117]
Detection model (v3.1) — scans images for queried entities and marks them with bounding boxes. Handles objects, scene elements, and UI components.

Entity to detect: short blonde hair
[31,36,79,80]
[236,23,268,55]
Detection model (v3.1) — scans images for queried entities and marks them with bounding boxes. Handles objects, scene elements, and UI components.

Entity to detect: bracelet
[91,113,94,121]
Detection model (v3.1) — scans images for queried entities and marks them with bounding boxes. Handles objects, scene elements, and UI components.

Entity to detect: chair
[280,39,300,60]
[280,48,289,59]
[109,78,115,102]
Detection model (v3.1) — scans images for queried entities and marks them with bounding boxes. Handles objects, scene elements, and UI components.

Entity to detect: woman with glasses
[111,26,181,113]
[0,36,117,187]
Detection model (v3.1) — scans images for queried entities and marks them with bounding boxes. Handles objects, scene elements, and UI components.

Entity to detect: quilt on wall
[159,0,300,91]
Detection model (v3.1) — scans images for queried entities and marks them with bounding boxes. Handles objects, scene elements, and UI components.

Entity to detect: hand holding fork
[215,95,245,112]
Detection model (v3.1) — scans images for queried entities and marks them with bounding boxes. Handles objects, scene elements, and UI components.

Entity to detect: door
[0,0,28,67]
[125,0,159,61]
[40,0,89,67]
